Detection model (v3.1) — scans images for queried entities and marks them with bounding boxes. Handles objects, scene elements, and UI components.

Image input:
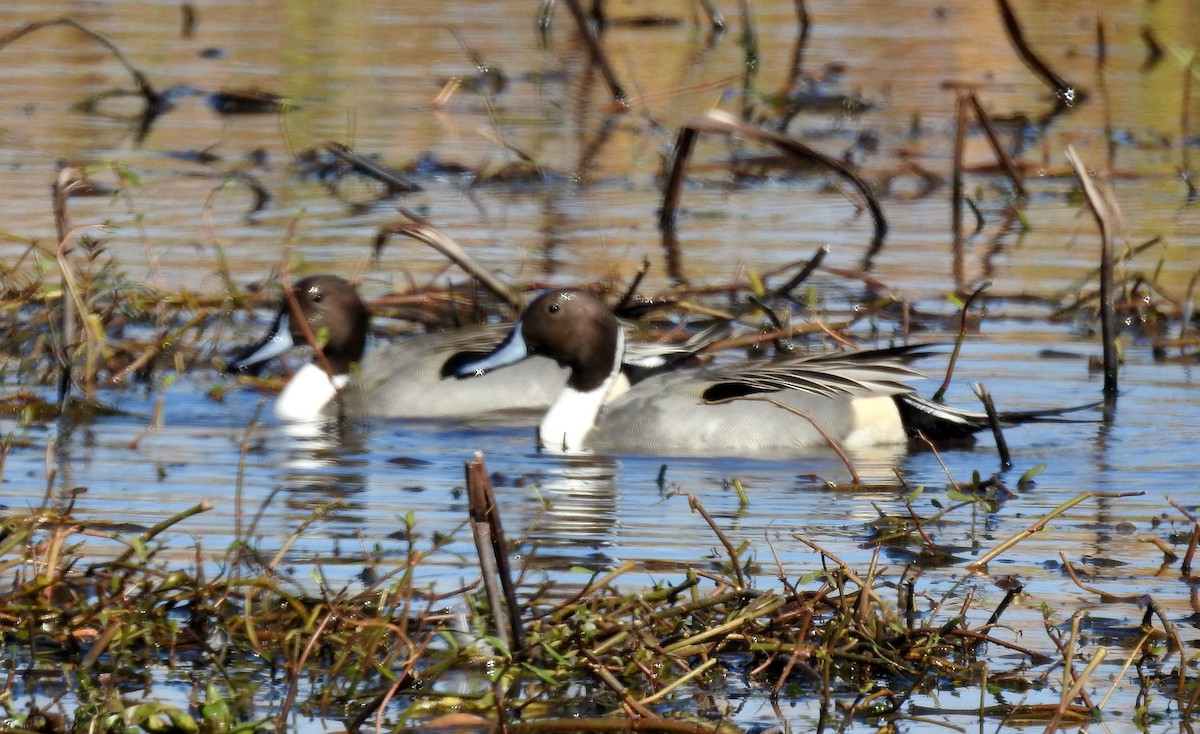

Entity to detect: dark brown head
[455,289,621,392]
[286,275,369,370]
[227,274,370,376]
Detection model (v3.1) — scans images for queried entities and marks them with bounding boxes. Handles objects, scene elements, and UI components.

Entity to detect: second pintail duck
[225,275,711,421]
[455,288,1089,456]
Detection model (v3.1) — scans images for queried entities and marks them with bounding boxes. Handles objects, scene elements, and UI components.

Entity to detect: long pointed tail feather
[895,393,1100,441]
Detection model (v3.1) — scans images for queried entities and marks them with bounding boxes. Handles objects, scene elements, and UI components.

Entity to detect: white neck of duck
[538,329,625,454]
[275,362,350,421]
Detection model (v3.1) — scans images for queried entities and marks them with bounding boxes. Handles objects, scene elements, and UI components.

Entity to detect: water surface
[0,0,1198,730]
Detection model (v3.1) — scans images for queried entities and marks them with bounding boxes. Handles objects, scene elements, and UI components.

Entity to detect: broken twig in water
[933,280,990,403]
[0,17,165,114]
[467,452,524,654]
[562,0,628,105]
[994,0,1079,111]
[325,141,422,195]
[967,490,1143,571]
[1065,145,1121,396]
[972,383,1010,471]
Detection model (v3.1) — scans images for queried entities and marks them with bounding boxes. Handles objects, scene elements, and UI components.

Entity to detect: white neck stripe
[538,328,625,453]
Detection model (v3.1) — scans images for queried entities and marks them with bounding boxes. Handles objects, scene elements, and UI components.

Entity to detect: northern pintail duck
[226,275,708,422]
[455,288,1077,455]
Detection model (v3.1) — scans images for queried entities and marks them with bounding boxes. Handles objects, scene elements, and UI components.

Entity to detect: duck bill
[226,313,296,373]
[454,328,530,378]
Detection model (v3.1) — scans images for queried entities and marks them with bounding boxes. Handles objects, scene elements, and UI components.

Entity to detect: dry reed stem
[467,452,524,654]
[1065,144,1121,395]
[994,0,1077,108]
[1058,552,1144,603]
[971,383,1010,470]
[1095,632,1149,713]
[661,111,888,259]
[663,594,785,655]
[561,0,628,104]
[685,493,748,588]
[967,490,1143,571]
[966,91,1028,196]
[377,216,519,311]
[277,608,335,727]
[932,280,989,403]
[0,17,162,109]
[636,657,719,707]
[713,395,861,484]
[952,90,969,259]
[325,141,422,194]
[581,650,658,719]
[109,501,212,568]
[1045,646,1106,732]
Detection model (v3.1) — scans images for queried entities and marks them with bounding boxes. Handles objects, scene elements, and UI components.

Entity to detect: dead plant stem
[110,500,212,568]
[933,280,989,402]
[277,608,335,727]
[1065,144,1120,395]
[686,493,747,587]
[967,490,1142,571]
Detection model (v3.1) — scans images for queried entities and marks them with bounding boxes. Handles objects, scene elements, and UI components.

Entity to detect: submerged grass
[1,468,1199,732]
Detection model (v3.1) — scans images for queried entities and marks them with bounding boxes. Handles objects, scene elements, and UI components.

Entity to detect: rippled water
[1,0,1198,730]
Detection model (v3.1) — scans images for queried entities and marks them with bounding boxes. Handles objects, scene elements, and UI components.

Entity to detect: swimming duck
[455,288,1079,455]
[226,275,707,421]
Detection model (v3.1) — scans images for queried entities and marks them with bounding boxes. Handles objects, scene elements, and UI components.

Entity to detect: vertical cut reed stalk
[466,453,525,654]
[1065,145,1120,396]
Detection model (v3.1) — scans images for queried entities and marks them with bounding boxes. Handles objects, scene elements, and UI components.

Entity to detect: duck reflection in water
[492,454,620,578]
[271,418,373,553]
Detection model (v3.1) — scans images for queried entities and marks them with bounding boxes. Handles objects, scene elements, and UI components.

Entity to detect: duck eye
[548,303,560,314]
[308,287,323,303]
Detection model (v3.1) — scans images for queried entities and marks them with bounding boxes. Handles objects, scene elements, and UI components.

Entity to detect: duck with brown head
[456,288,1094,456]
[457,289,627,451]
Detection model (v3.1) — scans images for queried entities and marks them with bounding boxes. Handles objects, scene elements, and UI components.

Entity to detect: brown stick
[967,490,1143,571]
[972,383,1010,470]
[952,90,969,268]
[994,0,1077,107]
[467,453,525,654]
[562,0,628,104]
[325,141,422,195]
[659,124,699,231]
[51,167,75,406]
[781,0,811,99]
[686,493,747,588]
[1058,552,1143,602]
[1182,54,1195,185]
[697,0,726,31]
[709,394,861,484]
[661,111,888,260]
[933,280,989,403]
[967,91,1027,197]
[376,216,520,311]
[1065,145,1120,395]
